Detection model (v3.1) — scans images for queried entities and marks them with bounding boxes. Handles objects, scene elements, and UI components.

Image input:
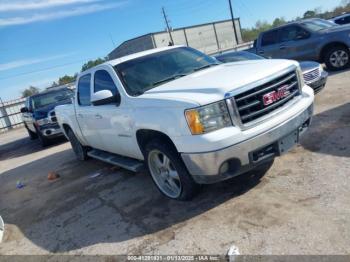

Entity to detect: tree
[81,58,106,72]
[303,10,316,19]
[272,17,286,27]
[58,74,77,85]
[21,86,40,98]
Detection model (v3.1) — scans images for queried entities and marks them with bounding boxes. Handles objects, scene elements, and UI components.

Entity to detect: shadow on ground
[1,103,348,253]
[0,146,267,253]
[301,102,350,157]
[0,135,67,161]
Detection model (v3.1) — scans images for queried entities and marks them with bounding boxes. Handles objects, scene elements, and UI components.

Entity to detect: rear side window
[78,74,91,106]
[94,70,118,96]
[261,30,279,46]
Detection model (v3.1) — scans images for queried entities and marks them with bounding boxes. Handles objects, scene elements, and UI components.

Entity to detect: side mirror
[91,90,120,106]
[20,107,29,113]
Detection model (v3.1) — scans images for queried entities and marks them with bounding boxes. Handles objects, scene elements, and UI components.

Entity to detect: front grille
[303,68,320,83]
[232,70,300,125]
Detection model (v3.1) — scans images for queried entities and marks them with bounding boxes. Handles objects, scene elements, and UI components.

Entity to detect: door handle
[77,114,83,118]
[280,45,286,50]
[95,114,102,119]
[258,50,264,54]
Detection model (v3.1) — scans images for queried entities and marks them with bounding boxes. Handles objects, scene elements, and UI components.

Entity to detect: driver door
[278,25,316,61]
[91,68,136,158]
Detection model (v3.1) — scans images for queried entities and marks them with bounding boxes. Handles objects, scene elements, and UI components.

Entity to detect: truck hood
[141,59,297,105]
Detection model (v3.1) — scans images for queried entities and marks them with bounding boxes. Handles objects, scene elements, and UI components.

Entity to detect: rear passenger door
[258,29,282,58]
[75,74,103,149]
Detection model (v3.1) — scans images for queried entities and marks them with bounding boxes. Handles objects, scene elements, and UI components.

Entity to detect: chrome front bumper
[181,104,313,184]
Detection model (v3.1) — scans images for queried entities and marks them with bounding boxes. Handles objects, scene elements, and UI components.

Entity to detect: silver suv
[251,18,350,71]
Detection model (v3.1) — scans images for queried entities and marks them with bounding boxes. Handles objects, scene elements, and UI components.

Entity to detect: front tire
[324,46,350,71]
[35,127,50,147]
[145,139,199,200]
[67,129,88,161]
[25,125,38,140]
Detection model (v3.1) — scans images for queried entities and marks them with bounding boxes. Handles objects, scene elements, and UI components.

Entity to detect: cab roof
[105,45,184,67]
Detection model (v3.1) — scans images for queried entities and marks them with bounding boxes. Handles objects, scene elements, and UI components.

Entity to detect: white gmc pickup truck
[56,46,314,200]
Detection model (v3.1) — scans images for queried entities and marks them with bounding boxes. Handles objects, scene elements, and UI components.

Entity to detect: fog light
[219,162,229,174]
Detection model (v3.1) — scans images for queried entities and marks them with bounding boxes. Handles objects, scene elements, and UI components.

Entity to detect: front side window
[261,30,279,46]
[94,70,118,96]
[280,25,310,42]
[78,74,91,106]
[114,47,218,96]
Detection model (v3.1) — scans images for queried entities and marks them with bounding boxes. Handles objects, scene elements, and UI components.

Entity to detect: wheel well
[136,129,178,155]
[62,124,71,135]
[320,42,349,62]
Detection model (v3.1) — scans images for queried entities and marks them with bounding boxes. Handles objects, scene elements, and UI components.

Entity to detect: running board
[87,149,144,172]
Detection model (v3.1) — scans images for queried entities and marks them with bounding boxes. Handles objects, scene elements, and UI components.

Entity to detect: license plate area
[278,130,299,155]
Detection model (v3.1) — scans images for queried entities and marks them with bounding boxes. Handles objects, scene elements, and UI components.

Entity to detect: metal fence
[0,97,25,133]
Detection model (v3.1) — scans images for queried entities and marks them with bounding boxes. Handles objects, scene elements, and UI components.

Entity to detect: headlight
[318,64,323,73]
[36,118,50,126]
[185,101,232,135]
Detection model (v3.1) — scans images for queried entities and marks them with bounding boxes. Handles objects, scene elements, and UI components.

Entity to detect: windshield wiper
[193,63,219,72]
[152,74,187,86]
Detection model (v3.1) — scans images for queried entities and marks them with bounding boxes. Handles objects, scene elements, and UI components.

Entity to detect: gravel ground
[0,69,349,256]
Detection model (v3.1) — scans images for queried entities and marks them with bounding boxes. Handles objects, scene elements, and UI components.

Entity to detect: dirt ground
[0,69,349,256]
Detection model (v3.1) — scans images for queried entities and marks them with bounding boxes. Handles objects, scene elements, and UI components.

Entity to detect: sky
[0,0,342,100]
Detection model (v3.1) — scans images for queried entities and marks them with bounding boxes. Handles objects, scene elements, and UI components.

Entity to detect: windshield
[301,19,337,31]
[215,51,265,63]
[114,47,218,96]
[31,89,74,109]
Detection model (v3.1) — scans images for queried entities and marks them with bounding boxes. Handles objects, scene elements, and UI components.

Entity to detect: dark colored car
[330,13,350,26]
[248,18,350,71]
[214,51,328,93]
[21,88,74,146]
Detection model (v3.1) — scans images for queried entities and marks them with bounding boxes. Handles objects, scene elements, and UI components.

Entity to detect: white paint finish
[56,46,313,163]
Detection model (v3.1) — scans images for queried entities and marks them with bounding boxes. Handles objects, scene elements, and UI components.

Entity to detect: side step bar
[87,149,144,172]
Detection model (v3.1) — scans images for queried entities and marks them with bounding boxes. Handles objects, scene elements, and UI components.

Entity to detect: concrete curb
[0,216,4,243]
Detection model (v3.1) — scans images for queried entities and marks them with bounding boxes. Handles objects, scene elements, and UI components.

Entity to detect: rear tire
[324,45,350,71]
[67,129,88,161]
[145,139,199,201]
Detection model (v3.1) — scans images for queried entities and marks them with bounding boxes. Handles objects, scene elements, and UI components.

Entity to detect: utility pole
[162,7,174,45]
[228,0,239,45]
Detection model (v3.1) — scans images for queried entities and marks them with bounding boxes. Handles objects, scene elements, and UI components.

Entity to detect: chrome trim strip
[224,65,297,99]
[241,89,299,121]
[235,72,297,102]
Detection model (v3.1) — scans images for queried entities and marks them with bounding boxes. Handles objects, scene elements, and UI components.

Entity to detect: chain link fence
[0,97,25,133]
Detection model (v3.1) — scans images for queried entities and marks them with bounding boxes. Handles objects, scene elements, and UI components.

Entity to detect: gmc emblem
[263,85,290,106]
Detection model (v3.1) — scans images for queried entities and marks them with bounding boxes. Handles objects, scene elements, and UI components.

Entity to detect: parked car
[329,13,350,26]
[214,51,328,93]
[248,18,350,71]
[56,46,314,200]
[21,88,74,146]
